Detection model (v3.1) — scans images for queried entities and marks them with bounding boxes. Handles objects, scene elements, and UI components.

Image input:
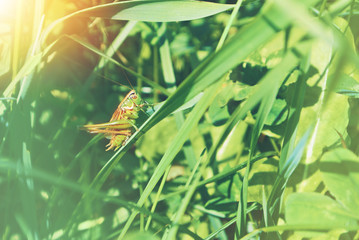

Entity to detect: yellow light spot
[0,0,15,19]
[77,217,104,231]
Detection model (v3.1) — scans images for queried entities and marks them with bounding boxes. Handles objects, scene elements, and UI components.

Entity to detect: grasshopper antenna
[96,73,133,91]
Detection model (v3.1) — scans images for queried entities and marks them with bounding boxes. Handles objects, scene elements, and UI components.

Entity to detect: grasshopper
[82,90,148,151]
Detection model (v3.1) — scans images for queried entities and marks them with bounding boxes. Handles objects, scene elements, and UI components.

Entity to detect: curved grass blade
[0,40,57,113]
[237,71,285,237]
[78,1,234,22]
[266,128,313,225]
[41,0,234,44]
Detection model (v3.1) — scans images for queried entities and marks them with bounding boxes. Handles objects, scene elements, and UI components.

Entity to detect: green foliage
[1,0,359,239]
[285,149,359,238]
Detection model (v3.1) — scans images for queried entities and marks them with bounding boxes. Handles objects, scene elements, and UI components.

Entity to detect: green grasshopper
[82,90,148,151]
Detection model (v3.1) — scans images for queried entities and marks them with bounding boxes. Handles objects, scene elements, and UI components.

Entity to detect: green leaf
[285,192,359,237]
[204,197,238,217]
[78,0,234,22]
[208,88,231,126]
[264,99,287,126]
[294,40,349,193]
[320,148,359,216]
[41,1,234,43]
[292,16,357,193]
[139,116,178,162]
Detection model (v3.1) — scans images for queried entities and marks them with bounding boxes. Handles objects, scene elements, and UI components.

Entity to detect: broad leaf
[286,192,358,237]
[320,148,359,216]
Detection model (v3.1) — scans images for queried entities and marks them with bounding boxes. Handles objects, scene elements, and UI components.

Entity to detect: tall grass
[1,0,359,239]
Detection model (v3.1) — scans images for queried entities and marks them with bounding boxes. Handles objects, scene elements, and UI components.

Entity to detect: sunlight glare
[0,0,16,18]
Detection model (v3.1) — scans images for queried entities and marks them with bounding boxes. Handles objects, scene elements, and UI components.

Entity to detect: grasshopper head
[127,90,143,107]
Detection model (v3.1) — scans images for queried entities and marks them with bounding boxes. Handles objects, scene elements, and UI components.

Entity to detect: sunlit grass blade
[0,40,57,112]
[41,0,235,44]
[97,20,137,69]
[78,1,234,22]
[266,128,313,232]
[158,27,199,170]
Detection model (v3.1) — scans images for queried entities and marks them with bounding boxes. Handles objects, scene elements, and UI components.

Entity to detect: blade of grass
[264,53,310,229]
[15,0,45,103]
[205,218,237,240]
[206,40,310,177]
[98,20,137,69]
[215,0,243,51]
[264,128,313,239]
[165,151,206,240]
[40,0,234,44]
[279,54,310,170]
[160,31,176,93]
[40,1,234,47]
[19,143,38,240]
[159,29,198,168]
[144,165,171,231]
[78,1,234,22]
[16,15,44,102]
[203,204,260,240]
[237,47,286,236]
[0,40,57,113]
